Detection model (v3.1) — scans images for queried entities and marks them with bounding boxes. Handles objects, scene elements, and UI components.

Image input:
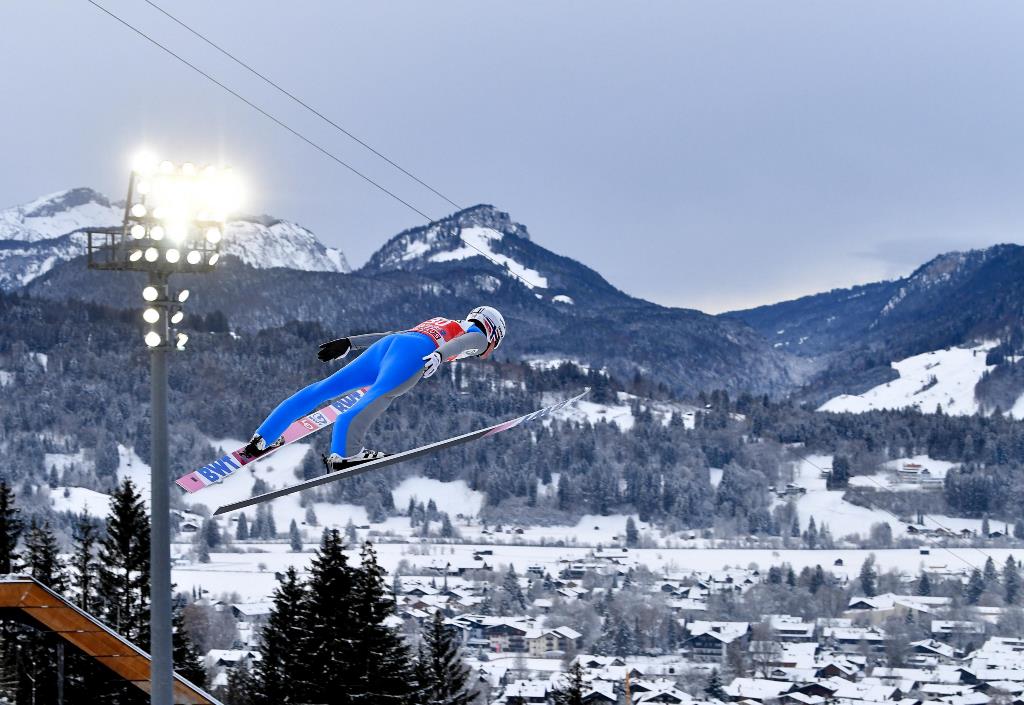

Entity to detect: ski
[212,388,590,515]
[175,387,370,493]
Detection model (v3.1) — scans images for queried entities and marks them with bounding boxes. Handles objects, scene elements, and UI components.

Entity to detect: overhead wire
[83,0,544,290]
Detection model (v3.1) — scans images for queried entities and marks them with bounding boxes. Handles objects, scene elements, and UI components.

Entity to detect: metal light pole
[88,153,239,704]
[149,272,172,705]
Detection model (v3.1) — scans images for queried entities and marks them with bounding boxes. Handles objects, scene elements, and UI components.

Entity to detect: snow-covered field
[548,391,696,431]
[849,455,957,492]
[819,343,1005,416]
[783,455,990,538]
[392,477,484,518]
[170,538,1011,605]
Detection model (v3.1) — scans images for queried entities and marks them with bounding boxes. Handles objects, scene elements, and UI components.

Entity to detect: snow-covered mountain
[0,188,122,242]
[362,204,623,306]
[0,188,349,289]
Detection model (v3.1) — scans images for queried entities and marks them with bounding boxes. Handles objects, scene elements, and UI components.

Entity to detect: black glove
[317,338,351,362]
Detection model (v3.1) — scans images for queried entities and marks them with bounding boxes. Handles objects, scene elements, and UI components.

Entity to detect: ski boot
[322,449,390,473]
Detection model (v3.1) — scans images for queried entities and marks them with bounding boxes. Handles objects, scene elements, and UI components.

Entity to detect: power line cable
[84,0,544,290]
[139,0,463,213]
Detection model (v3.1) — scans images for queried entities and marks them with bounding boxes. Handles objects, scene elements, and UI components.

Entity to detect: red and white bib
[408,317,469,347]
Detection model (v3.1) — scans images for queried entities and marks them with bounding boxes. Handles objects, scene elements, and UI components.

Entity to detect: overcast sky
[3,2,1024,312]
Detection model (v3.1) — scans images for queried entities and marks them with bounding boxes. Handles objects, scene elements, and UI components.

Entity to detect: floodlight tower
[87,152,241,705]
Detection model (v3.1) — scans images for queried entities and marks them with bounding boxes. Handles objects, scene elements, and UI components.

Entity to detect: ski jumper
[255,319,489,457]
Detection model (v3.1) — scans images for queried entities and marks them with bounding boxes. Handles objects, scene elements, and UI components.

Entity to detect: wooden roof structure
[0,574,223,705]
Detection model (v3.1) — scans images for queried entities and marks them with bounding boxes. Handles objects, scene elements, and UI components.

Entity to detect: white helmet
[467,306,506,355]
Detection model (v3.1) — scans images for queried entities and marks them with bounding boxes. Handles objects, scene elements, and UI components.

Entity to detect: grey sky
[3,2,1024,312]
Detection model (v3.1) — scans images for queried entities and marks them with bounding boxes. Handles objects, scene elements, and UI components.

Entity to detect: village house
[684,621,750,662]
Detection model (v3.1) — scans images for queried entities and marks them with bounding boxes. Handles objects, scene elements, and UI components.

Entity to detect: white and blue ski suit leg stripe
[256,332,437,457]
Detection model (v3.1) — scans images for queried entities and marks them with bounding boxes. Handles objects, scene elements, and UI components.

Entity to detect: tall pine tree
[98,478,151,647]
[71,513,100,612]
[253,566,310,704]
[419,610,476,705]
[1004,556,1020,605]
[24,519,67,592]
[550,661,585,705]
[303,529,358,703]
[0,481,22,572]
[172,599,208,688]
[349,542,417,705]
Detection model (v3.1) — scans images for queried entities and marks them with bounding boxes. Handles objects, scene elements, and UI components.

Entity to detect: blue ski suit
[256,319,489,457]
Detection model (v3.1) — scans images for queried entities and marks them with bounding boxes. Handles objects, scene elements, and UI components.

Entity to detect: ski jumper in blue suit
[255,318,490,457]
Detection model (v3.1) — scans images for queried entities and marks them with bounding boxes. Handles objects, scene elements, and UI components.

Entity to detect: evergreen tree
[265,505,277,538]
[289,519,303,552]
[916,571,932,597]
[24,519,67,592]
[785,567,796,587]
[966,568,986,605]
[346,518,358,543]
[827,455,850,490]
[419,609,476,705]
[859,555,877,597]
[235,512,249,540]
[98,478,151,646]
[705,669,727,700]
[804,517,818,549]
[502,565,527,612]
[1004,556,1021,605]
[172,600,208,687]
[625,516,639,547]
[253,566,311,703]
[201,517,222,549]
[440,513,456,538]
[984,556,1000,587]
[198,541,210,563]
[809,565,825,595]
[348,542,417,704]
[550,661,585,705]
[225,662,257,705]
[305,505,318,527]
[303,529,357,703]
[71,513,100,612]
[0,481,22,572]
[594,610,638,656]
[982,516,991,539]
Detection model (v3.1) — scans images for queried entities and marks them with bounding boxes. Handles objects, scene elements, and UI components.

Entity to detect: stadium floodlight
[86,152,243,705]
